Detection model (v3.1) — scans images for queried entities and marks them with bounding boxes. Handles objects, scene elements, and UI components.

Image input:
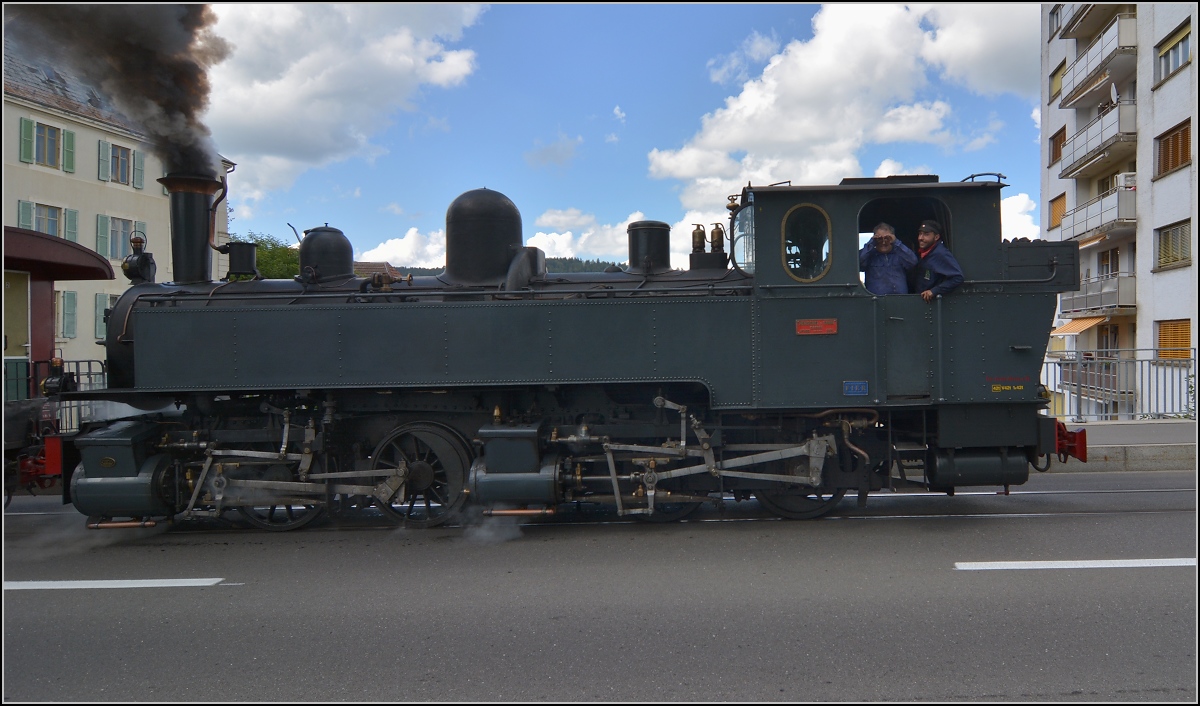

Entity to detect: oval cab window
[782,203,831,282]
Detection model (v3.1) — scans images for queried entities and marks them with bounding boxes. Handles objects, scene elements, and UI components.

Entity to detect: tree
[229,232,299,280]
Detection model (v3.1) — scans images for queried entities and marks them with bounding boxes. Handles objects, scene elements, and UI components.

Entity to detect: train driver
[859,222,916,295]
[914,220,964,302]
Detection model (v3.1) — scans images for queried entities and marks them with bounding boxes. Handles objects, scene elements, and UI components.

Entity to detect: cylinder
[299,226,353,282]
[445,188,523,285]
[158,174,224,284]
[225,241,259,277]
[626,220,671,274]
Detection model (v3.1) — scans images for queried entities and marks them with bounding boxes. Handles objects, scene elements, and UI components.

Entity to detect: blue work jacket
[859,239,917,295]
[915,241,964,296]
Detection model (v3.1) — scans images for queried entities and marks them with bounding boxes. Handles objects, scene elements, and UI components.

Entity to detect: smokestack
[158,174,225,284]
[6,5,230,176]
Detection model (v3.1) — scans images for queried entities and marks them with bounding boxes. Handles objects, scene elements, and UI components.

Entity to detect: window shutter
[62,130,75,173]
[98,140,111,181]
[18,200,34,229]
[64,209,78,242]
[132,150,144,189]
[134,221,147,255]
[95,293,108,339]
[96,214,110,258]
[19,118,34,163]
[62,291,77,339]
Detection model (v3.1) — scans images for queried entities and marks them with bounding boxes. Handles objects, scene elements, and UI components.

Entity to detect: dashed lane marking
[955,558,1196,571]
[4,578,225,590]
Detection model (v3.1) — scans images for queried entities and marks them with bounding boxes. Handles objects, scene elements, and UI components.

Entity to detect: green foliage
[546,257,620,273]
[229,232,299,280]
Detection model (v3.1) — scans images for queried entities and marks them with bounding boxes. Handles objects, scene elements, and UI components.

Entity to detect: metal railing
[1042,348,1196,421]
[1059,101,1137,176]
[1061,14,1137,101]
[1060,272,1136,313]
[3,359,108,435]
[1059,185,1136,241]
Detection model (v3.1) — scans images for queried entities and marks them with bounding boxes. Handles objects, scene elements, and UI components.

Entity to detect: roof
[353,261,406,278]
[3,35,143,136]
[3,226,115,281]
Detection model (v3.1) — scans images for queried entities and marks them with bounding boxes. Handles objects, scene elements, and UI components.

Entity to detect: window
[35,123,59,168]
[782,204,831,282]
[1097,324,1119,353]
[1049,127,1066,165]
[111,145,131,184]
[1049,194,1066,229]
[732,202,755,275]
[1098,248,1120,276]
[1157,24,1191,82]
[110,217,132,260]
[1156,221,1192,268]
[1156,121,1190,177]
[1157,319,1191,360]
[1097,171,1119,195]
[18,118,74,172]
[1049,61,1066,101]
[1049,6,1061,37]
[17,201,77,241]
[34,204,61,237]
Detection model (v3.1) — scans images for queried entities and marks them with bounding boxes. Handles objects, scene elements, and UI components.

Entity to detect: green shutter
[62,130,75,173]
[18,200,34,229]
[96,214,110,258]
[97,140,110,181]
[132,150,144,189]
[19,118,34,163]
[95,293,108,339]
[62,291,77,339]
[64,209,78,242]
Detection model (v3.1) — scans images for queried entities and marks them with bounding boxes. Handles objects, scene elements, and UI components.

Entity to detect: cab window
[782,204,831,282]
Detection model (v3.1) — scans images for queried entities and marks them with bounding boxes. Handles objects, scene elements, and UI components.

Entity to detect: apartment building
[4,38,232,391]
[1040,3,1196,419]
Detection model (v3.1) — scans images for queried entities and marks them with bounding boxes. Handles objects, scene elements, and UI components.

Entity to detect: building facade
[1040,3,1196,420]
[4,39,232,391]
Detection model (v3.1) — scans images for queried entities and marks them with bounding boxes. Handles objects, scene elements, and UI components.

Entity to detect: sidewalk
[1051,419,1197,473]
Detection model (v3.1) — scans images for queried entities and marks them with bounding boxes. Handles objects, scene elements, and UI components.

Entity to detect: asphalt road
[3,471,1196,702]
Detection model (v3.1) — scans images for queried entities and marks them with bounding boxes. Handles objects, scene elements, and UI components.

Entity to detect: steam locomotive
[61,172,1082,530]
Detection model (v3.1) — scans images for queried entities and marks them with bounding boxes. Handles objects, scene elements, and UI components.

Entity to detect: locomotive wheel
[755,487,846,520]
[370,422,470,529]
[236,464,325,532]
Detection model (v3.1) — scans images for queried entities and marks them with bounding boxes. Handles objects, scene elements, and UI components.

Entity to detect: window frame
[780,202,833,283]
[34,203,61,237]
[1155,220,1192,270]
[1049,193,1067,230]
[1156,319,1192,360]
[1155,120,1191,178]
[1049,127,1067,166]
[35,123,60,168]
[1155,23,1191,84]
[1049,61,1066,102]
[111,144,131,185]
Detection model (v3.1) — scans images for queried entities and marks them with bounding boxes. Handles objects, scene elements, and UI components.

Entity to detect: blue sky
[206,4,1044,267]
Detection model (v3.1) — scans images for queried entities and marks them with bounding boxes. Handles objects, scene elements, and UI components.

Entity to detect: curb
[1048,443,1197,473]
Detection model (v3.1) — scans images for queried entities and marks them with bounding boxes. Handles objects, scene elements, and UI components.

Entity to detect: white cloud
[207,4,484,201]
[1030,105,1041,137]
[873,159,933,177]
[920,4,1041,99]
[649,5,1041,213]
[382,203,405,215]
[529,209,646,261]
[613,105,626,123]
[1001,193,1040,241]
[524,133,584,168]
[708,30,781,85]
[605,133,619,144]
[359,227,447,268]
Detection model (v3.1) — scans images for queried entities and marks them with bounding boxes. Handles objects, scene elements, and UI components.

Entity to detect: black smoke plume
[6,4,230,177]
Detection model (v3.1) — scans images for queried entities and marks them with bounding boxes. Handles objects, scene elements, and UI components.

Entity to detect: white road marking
[955,558,1196,571]
[4,578,225,590]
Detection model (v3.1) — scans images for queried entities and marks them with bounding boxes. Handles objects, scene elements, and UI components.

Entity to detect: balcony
[1060,4,1122,40]
[1060,14,1136,108]
[1059,102,1137,179]
[1041,348,1196,421]
[1059,185,1136,241]
[1060,272,1136,315]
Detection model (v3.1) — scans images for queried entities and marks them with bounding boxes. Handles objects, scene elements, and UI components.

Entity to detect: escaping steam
[6,4,230,176]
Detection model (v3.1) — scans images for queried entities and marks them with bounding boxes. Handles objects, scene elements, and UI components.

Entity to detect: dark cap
[918,219,942,235]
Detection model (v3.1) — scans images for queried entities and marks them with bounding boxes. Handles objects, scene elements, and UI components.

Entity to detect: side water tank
[445,188,522,285]
[299,225,354,282]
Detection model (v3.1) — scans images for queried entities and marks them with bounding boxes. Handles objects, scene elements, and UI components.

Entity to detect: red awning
[3,226,114,281]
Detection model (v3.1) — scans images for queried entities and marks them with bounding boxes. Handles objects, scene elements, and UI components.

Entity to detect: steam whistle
[691,224,706,254]
[710,223,726,253]
[121,232,157,284]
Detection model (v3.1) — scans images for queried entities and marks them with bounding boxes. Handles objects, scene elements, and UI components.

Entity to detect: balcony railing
[1060,102,1136,177]
[1059,186,1136,240]
[1060,272,1136,314]
[1042,348,1196,421]
[1061,14,1136,102]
